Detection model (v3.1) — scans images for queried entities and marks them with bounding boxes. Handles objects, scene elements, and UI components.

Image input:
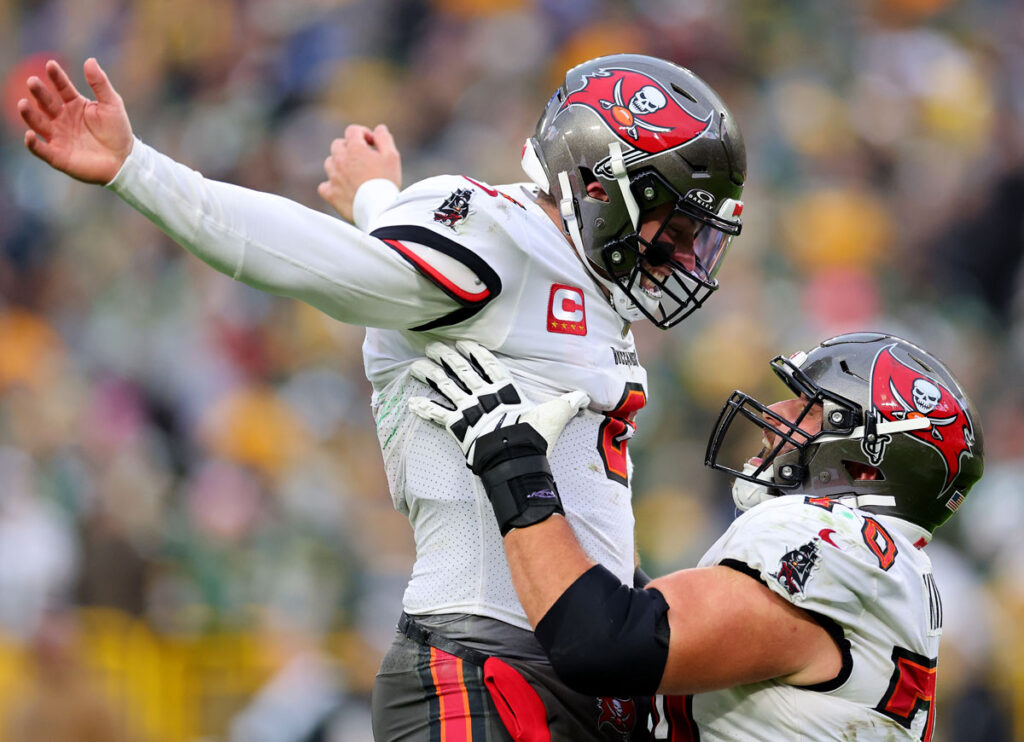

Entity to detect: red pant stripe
[429,647,472,742]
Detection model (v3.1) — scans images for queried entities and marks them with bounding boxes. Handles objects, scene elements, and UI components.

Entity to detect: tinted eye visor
[630,170,742,284]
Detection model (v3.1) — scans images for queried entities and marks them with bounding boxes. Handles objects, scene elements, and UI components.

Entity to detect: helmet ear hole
[843,460,883,482]
[671,82,698,103]
[579,168,609,202]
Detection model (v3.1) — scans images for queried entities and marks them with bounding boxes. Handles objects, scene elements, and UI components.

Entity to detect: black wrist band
[473,423,564,536]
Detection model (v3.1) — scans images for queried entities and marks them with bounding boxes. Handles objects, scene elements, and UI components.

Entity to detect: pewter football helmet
[705,332,984,532]
[521,54,746,328]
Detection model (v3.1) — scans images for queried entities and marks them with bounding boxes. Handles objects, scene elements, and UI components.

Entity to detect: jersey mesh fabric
[376,371,636,629]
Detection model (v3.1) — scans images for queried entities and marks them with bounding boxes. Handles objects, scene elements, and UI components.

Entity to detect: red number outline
[875,646,937,741]
[805,496,837,511]
[862,517,898,570]
[598,383,646,485]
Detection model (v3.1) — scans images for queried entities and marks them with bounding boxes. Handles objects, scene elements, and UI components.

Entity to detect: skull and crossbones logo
[600,78,674,140]
[888,376,958,441]
[911,378,941,414]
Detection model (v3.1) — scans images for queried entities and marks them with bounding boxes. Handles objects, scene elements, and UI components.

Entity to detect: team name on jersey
[612,348,640,367]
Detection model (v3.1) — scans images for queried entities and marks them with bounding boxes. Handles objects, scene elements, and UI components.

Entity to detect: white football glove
[409,340,590,468]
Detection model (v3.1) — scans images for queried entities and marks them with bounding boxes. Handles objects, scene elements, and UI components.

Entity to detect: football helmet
[705,332,984,533]
[521,54,746,328]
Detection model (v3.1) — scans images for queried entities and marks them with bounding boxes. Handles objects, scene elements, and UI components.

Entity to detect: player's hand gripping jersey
[651,495,941,741]
[108,141,646,628]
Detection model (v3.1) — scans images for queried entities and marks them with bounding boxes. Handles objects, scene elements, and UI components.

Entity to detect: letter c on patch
[552,287,584,322]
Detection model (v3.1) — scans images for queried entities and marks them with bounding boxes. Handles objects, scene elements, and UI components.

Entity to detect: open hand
[318,124,401,222]
[18,58,133,184]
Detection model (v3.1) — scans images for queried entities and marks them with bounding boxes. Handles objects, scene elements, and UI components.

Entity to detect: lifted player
[20,54,745,739]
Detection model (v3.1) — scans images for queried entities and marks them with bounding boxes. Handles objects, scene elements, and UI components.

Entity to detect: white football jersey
[108,143,648,629]
[651,496,941,741]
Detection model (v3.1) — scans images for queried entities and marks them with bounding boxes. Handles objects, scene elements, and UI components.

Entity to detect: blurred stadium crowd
[1,0,1022,740]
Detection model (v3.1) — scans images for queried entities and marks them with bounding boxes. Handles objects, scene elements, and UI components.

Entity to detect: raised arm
[18,58,132,184]
[17,59,456,330]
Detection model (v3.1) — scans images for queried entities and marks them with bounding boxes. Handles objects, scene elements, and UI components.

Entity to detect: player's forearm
[504,516,594,628]
[108,138,307,279]
[508,519,671,697]
[105,139,447,328]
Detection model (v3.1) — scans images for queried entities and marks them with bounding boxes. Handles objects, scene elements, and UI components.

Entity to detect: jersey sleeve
[353,178,400,230]
[364,177,508,331]
[106,139,464,330]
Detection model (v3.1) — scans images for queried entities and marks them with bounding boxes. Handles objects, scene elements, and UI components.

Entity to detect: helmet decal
[868,345,977,494]
[558,68,711,155]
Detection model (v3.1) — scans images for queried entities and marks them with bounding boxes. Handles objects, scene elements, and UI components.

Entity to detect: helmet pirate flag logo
[559,68,711,154]
[868,345,977,492]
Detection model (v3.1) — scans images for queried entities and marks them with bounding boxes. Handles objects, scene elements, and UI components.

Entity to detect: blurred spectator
[3,608,139,742]
[2,0,1024,738]
[0,448,77,641]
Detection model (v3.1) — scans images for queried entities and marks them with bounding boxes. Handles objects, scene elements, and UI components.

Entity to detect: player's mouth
[747,441,770,467]
[638,269,670,300]
[639,278,663,300]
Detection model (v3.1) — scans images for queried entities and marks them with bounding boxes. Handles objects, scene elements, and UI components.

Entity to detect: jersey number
[806,500,900,571]
[598,383,646,485]
[875,647,937,741]
[862,517,898,570]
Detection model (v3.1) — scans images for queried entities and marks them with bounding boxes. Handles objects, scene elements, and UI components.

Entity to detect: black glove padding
[472,422,564,536]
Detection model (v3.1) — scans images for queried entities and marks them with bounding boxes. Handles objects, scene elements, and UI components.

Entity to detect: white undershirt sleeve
[106,139,457,329]
[353,178,401,231]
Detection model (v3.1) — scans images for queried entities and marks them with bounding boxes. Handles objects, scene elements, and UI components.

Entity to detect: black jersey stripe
[371,225,502,331]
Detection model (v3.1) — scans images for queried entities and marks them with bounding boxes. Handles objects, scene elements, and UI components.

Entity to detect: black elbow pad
[534,564,670,697]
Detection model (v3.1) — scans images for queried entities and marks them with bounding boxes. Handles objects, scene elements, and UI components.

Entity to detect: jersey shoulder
[703,496,898,610]
[375,175,533,235]
[365,176,539,333]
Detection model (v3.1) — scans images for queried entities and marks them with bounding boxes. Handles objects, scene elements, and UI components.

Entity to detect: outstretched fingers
[456,341,510,386]
[426,342,488,392]
[18,97,53,140]
[46,59,82,103]
[408,396,454,427]
[24,130,57,164]
[83,58,119,106]
[26,75,62,118]
[410,358,470,407]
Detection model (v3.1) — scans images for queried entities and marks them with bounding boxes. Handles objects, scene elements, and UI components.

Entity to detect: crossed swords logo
[598,77,674,141]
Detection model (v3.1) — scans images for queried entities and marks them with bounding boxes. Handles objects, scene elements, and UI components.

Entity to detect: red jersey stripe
[382,239,491,303]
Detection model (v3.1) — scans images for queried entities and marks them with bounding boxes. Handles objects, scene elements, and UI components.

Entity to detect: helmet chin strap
[732,462,775,511]
[556,170,647,324]
[608,141,640,229]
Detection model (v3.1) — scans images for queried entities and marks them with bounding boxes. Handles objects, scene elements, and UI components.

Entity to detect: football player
[410,333,983,740]
[19,54,744,739]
